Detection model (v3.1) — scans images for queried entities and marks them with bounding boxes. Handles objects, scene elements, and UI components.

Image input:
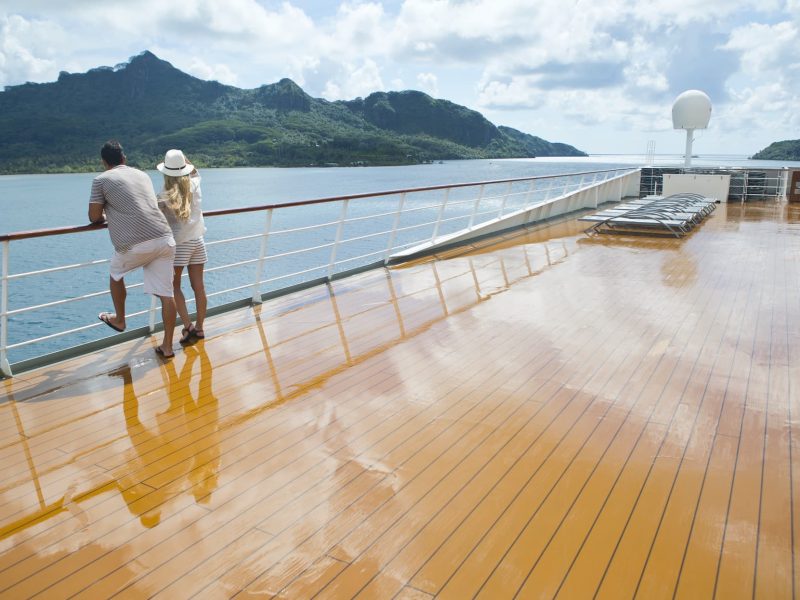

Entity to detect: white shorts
[110,236,176,297]
[174,237,208,267]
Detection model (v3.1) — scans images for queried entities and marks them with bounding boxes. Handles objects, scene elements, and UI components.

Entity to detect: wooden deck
[1,201,799,599]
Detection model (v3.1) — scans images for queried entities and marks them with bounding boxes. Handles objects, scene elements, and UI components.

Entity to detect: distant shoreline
[3,154,798,178]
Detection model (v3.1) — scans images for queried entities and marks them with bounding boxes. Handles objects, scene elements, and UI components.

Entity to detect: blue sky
[1,0,798,155]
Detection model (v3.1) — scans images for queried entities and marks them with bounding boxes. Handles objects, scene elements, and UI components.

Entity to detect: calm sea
[1,155,794,365]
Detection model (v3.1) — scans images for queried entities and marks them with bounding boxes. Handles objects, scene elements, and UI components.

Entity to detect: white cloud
[321,58,385,100]
[0,0,798,152]
[724,21,799,77]
[478,79,542,111]
[416,72,438,96]
[326,2,388,59]
[630,0,782,28]
[185,58,239,85]
[0,15,62,87]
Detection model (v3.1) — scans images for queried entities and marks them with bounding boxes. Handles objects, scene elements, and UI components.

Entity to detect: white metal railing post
[469,185,485,228]
[385,193,406,263]
[573,175,586,209]
[593,173,600,207]
[252,209,274,303]
[432,188,451,241]
[543,180,553,202]
[328,199,350,278]
[782,168,789,202]
[1,240,11,377]
[523,180,536,208]
[497,182,512,218]
[148,295,158,333]
[561,175,571,197]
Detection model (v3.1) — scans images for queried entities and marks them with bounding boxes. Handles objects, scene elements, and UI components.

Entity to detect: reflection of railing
[0,234,573,542]
[0,167,636,376]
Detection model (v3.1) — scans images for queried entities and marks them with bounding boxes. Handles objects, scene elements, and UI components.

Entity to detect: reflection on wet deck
[2,202,800,598]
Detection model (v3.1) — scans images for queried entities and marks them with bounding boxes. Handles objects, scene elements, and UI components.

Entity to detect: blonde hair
[162,175,193,220]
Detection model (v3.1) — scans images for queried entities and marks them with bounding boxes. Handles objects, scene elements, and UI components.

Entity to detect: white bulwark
[663,173,730,202]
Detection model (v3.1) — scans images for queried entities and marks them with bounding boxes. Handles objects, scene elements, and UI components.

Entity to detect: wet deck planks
[1,202,799,599]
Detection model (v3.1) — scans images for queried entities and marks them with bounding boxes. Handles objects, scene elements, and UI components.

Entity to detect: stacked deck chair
[580,193,718,238]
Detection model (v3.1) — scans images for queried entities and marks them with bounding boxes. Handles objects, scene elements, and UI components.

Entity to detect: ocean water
[1,155,795,365]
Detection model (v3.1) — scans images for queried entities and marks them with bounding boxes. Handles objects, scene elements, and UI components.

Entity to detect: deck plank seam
[392,252,692,591]
[219,239,648,596]
[481,240,732,599]
[69,304,544,600]
[634,241,756,598]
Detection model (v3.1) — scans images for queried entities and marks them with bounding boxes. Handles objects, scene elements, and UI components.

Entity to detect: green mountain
[0,51,586,174]
[751,140,800,161]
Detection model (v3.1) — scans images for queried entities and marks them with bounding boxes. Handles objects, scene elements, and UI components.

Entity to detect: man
[89,140,177,358]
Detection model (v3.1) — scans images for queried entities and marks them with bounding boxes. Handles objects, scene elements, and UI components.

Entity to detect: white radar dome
[672,90,712,130]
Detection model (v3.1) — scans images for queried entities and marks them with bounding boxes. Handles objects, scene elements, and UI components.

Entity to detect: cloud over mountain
[1,0,798,154]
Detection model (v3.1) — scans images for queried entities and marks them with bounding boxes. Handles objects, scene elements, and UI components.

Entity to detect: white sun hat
[157,149,193,177]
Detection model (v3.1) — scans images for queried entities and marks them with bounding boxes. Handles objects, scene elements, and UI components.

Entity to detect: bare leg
[106,276,127,330]
[158,295,176,355]
[173,266,192,330]
[188,263,207,333]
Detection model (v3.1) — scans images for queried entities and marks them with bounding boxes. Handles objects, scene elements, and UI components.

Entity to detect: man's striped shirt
[89,165,172,252]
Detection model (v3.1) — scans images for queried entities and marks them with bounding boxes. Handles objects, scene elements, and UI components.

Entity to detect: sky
[1,0,798,155]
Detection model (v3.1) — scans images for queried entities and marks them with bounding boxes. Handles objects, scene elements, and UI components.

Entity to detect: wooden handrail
[0,167,636,242]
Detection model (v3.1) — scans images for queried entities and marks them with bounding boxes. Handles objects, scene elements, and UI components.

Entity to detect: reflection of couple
[111,344,220,528]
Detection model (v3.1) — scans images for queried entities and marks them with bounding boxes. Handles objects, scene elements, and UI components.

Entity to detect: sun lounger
[580,193,717,237]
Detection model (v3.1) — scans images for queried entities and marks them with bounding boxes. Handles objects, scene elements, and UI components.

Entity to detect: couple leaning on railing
[90,140,207,360]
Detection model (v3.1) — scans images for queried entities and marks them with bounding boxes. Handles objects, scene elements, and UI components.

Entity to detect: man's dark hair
[101,140,125,166]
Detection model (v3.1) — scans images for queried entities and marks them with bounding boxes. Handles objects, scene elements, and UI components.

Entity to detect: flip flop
[99,312,125,333]
[155,347,175,360]
[179,326,196,345]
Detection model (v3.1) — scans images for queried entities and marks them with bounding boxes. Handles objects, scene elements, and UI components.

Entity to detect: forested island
[0,51,586,174]
[751,140,800,161]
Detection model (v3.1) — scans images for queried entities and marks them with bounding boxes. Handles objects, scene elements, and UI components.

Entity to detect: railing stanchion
[572,175,586,209]
[469,185,485,228]
[522,180,536,209]
[543,180,553,202]
[385,193,406,263]
[328,199,349,279]
[562,176,571,196]
[1,240,12,377]
[148,296,158,334]
[252,208,273,303]
[497,182,512,218]
[432,188,450,241]
[593,173,600,207]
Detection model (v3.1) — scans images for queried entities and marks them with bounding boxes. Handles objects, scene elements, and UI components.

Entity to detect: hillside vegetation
[751,140,800,161]
[0,51,586,174]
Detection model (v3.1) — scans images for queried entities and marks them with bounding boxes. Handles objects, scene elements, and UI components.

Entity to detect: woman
[157,149,207,344]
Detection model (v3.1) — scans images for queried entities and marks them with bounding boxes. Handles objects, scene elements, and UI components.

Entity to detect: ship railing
[0,167,638,377]
[639,166,790,201]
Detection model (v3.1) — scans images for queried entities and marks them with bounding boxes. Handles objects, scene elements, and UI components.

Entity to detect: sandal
[155,346,175,360]
[99,312,125,333]
[193,328,205,340]
[179,325,196,345]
